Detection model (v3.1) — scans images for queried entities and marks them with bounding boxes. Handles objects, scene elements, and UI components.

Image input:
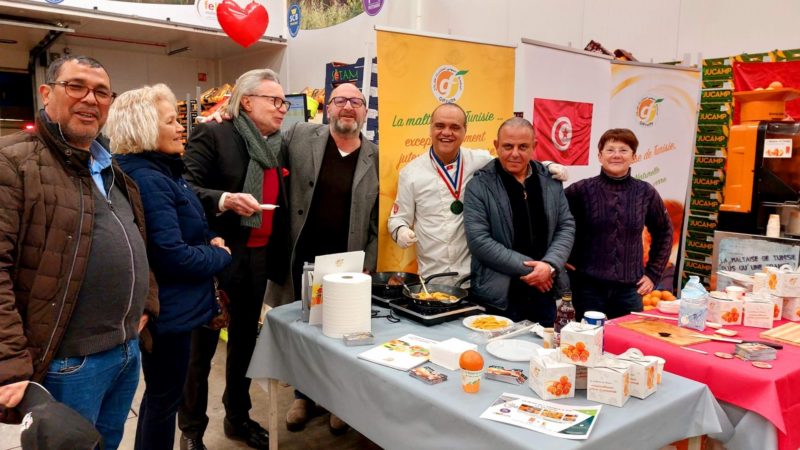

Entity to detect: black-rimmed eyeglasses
[247,94,291,111]
[49,81,116,104]
[328,96,365,108]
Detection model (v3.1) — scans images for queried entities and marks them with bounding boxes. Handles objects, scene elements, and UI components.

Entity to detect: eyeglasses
[49,80,116,104]
[601,148,633,156]
[328,96,365,108]
[247,94,291,111]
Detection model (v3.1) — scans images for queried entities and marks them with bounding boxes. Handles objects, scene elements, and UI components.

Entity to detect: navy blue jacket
[116,152,231,334]
[464,160,575,310]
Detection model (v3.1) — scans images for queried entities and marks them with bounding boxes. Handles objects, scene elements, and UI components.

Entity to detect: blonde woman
[106,84,231,450]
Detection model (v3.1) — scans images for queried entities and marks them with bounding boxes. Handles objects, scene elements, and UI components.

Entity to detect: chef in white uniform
[388,103,566,285]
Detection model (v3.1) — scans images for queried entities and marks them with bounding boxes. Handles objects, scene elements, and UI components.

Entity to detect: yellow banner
[376,30,515,272]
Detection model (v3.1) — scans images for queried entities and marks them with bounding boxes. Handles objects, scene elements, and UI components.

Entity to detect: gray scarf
[233,111,282,228]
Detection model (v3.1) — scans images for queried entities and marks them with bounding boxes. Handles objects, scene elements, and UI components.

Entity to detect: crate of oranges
[642,290,677,311]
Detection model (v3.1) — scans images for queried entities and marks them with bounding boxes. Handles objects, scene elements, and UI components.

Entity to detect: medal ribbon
[429,148,464,201]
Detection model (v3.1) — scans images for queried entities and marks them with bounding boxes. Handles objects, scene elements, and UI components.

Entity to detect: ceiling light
[167,46,190,56]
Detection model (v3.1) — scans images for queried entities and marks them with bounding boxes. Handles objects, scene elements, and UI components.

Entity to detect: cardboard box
[766,266,800,297]
[743,297,774,329]
[575,366,588,390]
[429,338,477,371]
[616,350,658,399]
[708,297,743,325]
[770,295,784,321]
[529,349,576,401]
[587,358,631,407]
[559,322,603,367]
[783,297,800,321]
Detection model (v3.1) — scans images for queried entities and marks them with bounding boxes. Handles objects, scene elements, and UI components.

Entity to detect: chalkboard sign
[712,231,800,290]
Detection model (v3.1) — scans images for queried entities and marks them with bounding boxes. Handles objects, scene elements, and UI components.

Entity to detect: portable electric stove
[371,295,484,326]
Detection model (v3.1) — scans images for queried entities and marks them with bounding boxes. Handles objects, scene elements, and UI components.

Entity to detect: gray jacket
[463,160,575,310]
[264,122,379,307]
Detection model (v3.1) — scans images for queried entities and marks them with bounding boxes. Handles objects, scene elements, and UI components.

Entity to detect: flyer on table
[480,392,602,440]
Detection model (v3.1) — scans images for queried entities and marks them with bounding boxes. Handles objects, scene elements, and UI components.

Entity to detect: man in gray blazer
[264,82,378,434]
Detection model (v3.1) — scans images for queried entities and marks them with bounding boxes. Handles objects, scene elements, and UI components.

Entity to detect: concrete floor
[0,338,380,450]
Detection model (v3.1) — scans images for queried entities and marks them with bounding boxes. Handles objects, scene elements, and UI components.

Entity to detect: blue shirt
[89,141,112,197]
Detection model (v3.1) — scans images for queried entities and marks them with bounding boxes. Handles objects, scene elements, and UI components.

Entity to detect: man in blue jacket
[463,117,575,326]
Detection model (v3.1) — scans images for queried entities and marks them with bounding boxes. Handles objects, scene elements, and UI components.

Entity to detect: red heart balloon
[217,0,269,48]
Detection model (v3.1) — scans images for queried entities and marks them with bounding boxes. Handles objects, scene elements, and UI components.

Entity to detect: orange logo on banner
[431,65,468,103]
[636,97,662,126]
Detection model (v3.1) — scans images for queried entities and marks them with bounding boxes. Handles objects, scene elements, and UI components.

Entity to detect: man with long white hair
[180,68,290,450]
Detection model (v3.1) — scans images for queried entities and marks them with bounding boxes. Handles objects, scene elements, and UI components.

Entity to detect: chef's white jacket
[388,148,494,285]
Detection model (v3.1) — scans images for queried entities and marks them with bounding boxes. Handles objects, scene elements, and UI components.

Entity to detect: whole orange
[459,350,484,371]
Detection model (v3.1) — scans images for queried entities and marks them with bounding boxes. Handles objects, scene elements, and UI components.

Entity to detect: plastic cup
[582,311,607,326]
[542,327,555,349]
[725,285,746,300]
[461,369,483,393]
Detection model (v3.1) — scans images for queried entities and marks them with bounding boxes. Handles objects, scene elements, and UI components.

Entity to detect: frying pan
[371,272,421,298]
[403,273,470,308]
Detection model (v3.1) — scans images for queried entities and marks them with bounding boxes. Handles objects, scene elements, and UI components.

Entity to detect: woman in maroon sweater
[564,129,673,319]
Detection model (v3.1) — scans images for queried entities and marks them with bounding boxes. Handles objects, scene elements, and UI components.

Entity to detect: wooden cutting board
[618,319,711,346]
[760,322,800,347]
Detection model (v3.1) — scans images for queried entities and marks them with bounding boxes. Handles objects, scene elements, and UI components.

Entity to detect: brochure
[357,334,439,371]
[480,393,602,440]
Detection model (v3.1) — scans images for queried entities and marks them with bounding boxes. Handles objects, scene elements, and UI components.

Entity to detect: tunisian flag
[733,60,800,124]
[533,98,593,166]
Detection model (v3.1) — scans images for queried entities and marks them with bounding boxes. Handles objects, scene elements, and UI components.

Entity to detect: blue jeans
[135,330,192,450]
[43,339,141,450]
[569,272,642,320]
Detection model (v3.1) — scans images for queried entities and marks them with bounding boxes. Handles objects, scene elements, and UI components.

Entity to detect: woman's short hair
[227,69,281,118]
[106,83,177,154]
[598,128,639,154]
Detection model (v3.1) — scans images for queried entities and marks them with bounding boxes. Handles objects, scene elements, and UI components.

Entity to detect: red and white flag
[533,98,593,165]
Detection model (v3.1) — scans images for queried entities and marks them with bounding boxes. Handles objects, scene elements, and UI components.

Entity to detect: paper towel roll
[322,272,372,338]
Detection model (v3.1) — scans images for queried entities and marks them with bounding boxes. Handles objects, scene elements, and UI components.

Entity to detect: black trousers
[135,330,192,450]
[178,246,268,438]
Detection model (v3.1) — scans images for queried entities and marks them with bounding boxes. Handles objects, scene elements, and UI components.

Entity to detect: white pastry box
[616,349,658,399]
[575,366,588,390]
[707,296,743,326]
[766,266,800,297]
[587,357,631,407]
[559,322,603,367]
[529,349,576,401]
[784,297,800,321]
[743,296,775,329]
[770,295,784,321]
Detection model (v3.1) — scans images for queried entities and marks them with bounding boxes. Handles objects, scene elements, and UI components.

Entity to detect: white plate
[486,339,542,362]
[462,314,513,333]
[259,204,279,210]
[657,300,681,314]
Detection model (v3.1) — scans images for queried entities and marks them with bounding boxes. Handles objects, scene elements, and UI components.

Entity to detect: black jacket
[183,121,289,283]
